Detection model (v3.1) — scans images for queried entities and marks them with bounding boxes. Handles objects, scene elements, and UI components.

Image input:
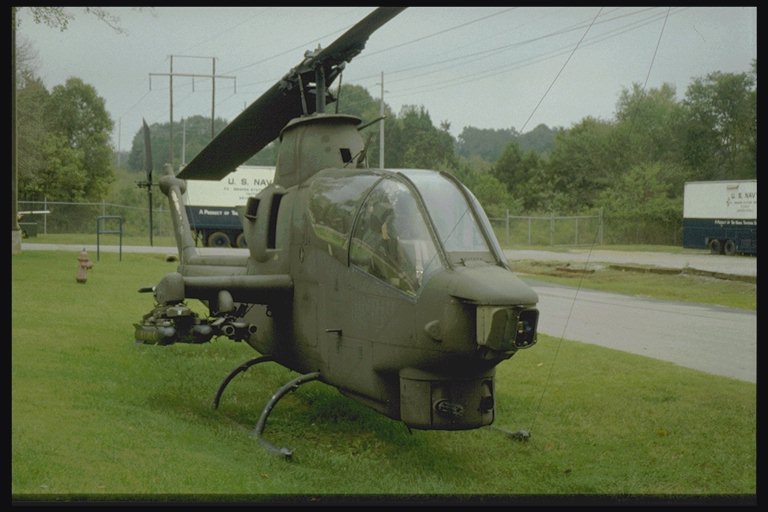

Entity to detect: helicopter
[134,6,540,459]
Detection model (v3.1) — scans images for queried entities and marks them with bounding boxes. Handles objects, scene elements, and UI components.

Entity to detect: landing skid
[212,355,274,409]
[253,371,321,459]
[212,356,320,460]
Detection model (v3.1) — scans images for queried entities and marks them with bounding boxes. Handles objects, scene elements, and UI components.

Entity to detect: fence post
[528,217,532,245]
[550,212,554,246]
[505,209,510,246]
[575,217,579,245]
[96,215,124,261]
[598,207,604,245]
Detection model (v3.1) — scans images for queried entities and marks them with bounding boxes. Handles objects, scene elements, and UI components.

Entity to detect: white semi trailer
[682,179,756,256]
[183,165,275,248]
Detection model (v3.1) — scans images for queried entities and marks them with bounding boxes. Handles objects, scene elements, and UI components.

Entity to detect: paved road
[21,243,757,278]
[526,280,756,383]
[505,249,756,382]
[21,243,244,257]
[20,243,756,382]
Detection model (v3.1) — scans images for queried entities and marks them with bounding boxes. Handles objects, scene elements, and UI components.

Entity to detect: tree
[492,140,523,190]
[43,78,115,201]
[459,166,521,218]
[13,6,129,252]
[15,73,50,201]
[682,69,756,180]
[597,161,683,244]
[387,105,456,170]
[516,123,557,155]
[456,126,519,162]
[23,7,127,33]
[544,116,621,212]
[492,140,547,212]
[127,116,230,172]
[614,83,687,171]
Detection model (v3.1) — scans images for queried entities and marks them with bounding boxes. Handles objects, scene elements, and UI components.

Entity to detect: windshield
[308,171,380,263]
[310,169,501,296]
[400,170,496,264]
[350,177,442,296]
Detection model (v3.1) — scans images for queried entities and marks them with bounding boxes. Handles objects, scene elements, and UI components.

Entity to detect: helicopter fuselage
[235,165,539,429]
[140,114,538,431]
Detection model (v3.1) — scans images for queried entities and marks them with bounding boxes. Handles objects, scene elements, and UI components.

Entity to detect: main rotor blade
[177,6,405,181]
[142,119,153,182]
[314,6,404,65]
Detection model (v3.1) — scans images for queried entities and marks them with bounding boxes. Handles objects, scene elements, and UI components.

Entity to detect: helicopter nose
[445,265,539,360]
[439,264,538,306]
[476,305,539,357]
[426,264,539,359]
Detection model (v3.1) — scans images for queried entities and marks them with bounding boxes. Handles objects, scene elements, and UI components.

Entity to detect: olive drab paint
[134,7,539,459]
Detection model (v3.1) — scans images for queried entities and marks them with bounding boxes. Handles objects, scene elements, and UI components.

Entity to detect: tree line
[128,69,755,217]
[16,32,755,243]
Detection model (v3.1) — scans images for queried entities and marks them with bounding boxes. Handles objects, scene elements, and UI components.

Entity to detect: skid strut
[212,355,274,409]
[253,371,321,460]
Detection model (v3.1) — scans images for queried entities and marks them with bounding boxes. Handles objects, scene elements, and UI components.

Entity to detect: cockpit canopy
[307,168,506,296]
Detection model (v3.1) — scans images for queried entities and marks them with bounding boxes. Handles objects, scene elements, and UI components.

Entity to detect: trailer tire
[207,231,231,248]
[708,239,722,254]
[723,239,736,256]
[235,233,247,248]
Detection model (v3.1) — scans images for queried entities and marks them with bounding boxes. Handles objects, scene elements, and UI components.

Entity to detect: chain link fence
[18,200,174,240]
[489,211,604,247]
[489,209,682,247]
[19,200,683,247]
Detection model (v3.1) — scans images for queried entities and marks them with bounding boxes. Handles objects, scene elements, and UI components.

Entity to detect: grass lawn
[511,260,755,311]
[11,250,755,502]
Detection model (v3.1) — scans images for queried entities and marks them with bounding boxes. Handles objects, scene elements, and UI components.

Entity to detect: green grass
[512,260,756,311]
[12,251,755,500]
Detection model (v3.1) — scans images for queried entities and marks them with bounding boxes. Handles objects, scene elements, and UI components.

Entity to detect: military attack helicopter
[134,6,539,458]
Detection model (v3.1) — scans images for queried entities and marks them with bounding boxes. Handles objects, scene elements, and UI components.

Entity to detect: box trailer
[682,180,756,255]
[183,165,275,247]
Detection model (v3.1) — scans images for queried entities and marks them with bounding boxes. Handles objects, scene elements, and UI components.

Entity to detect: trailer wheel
[708,239,722,254]
[723,239,736,256]
[235,233,247,248]
[207,231,231,248]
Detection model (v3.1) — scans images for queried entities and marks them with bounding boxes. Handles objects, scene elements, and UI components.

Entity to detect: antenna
[138,119,154,246]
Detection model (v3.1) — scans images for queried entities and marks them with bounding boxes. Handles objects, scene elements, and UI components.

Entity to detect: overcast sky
[15,6,756,155]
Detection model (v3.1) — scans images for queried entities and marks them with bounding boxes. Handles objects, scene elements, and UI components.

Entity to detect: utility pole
[116,118,121,167]
[11,8,21,254]
[211,58,216,138]
[379,72,385,168]
[150,55,236,169]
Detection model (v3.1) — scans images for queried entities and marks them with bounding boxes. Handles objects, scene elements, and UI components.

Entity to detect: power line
[349,6,663,85]
[381,8,683,101]
[178,7,268,54]
[358,7,518,60]
[519,7,603,133]
[150,54,236,164]
[178,8,668,128]
[642,7,671,90]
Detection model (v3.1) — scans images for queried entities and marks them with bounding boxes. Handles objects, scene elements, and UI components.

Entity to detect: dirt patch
[512,260,600,278]
[512,259,755,284]
[608,264,756,283]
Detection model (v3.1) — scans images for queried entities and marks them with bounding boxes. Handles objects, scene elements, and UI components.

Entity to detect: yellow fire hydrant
[76,248,93,284]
